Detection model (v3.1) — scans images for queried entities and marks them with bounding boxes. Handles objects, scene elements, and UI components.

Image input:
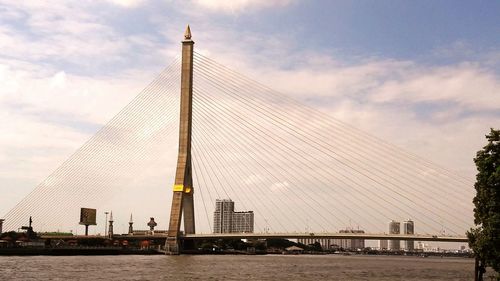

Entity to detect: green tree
[468,128,500,281]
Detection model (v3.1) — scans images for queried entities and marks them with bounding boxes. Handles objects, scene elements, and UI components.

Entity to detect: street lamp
[104,211,109,237]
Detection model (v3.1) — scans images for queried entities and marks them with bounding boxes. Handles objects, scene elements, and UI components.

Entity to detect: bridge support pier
[165,237,180,255]
[165,25,195,255]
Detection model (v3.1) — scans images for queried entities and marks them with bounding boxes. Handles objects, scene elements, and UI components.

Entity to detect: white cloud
[104,0,145,8]
[50,71,67,89]
[0,1,171,76]
[370,64,500,111]
[191,0,295,13]
[0,4,117,62]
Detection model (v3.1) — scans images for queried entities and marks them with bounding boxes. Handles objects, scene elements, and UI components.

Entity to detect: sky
[0,0,499,235]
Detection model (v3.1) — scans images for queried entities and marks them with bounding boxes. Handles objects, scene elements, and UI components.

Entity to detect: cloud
[370,64,500,112]
[190,0,296,13]
[0,1,172,77]
[104,0,145,8]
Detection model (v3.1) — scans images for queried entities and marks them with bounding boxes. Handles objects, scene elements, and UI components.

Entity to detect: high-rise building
[213,199,254,233]
[213,199,234,233]
[389,220,400,250]
[0,219,4,234]
[403,220,415,251]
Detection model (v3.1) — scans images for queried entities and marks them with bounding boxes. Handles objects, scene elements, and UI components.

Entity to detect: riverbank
[0,246,474,257]
[0,247,161,256]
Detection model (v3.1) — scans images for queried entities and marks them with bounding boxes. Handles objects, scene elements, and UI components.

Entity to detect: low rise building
[378,239,388,250]
[333,229,365,250]
[297,238,337,250]
[232,211,254,233]
[298,229,365,250]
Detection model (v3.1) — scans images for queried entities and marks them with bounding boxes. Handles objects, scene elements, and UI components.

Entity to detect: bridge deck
[41,233,468,243]
[181,233,468,242]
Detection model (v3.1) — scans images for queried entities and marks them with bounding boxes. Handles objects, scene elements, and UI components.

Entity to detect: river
[0,254,479,280]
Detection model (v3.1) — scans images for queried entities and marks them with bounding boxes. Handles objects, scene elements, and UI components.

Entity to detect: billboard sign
[79,208,97,225]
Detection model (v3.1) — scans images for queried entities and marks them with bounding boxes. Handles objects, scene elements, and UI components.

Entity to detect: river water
[0,255,478,280]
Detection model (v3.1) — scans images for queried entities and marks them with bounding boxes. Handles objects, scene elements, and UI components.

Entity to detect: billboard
[79,208,97,225]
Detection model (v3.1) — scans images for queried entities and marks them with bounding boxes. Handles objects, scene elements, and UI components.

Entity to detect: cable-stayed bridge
[3,27,473,252]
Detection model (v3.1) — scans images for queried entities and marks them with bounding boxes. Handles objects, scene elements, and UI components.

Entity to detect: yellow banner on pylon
[173,184,184,192]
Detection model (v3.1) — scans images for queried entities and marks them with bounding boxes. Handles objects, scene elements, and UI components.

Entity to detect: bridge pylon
[165,25,196,254]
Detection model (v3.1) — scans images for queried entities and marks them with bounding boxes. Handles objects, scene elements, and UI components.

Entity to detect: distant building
[297,238,337,250]
[389,220,400,250]
[108,211,114,238]
[402,220,415,251]
[333,229,365,250]
[147,217,157,235]
[128,214,134,235]
[416,241,432,252]
[346,232,364,250]
[131,229,168,235]
[213,199,234,233]
[213,199,254,233]
[232,211,254,233]
[0,219,4,234]
[378,239,388,250]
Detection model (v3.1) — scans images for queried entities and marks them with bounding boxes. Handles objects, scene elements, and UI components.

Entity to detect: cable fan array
[3,53,474,236]
[191,52,474,235]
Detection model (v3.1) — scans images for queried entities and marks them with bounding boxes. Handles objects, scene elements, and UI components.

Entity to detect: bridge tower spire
[166,25,195,254]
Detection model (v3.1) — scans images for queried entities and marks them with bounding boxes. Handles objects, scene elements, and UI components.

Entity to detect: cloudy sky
[1,0,499,227]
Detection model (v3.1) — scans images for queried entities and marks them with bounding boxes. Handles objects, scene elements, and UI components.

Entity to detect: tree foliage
[468,128,500,278]
[266,238,296,249]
